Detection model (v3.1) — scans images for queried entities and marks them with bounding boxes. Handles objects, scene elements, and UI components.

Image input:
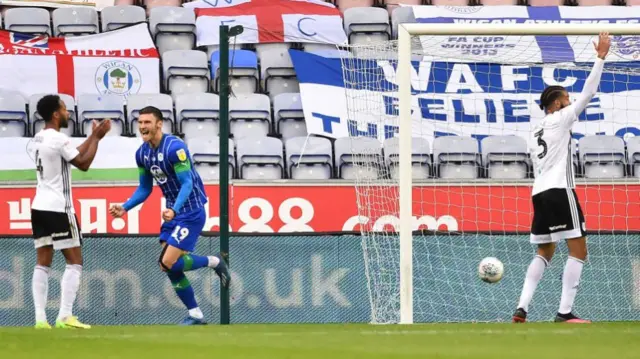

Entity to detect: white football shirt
[531,58,605,196]
[31,129,80,213]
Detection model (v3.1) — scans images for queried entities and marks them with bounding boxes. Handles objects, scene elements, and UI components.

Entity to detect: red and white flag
[0,23,160,98]
[194,0,348,45]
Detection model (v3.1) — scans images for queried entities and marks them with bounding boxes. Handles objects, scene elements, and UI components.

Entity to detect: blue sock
[170,254,209,273]
[167,271,198,310]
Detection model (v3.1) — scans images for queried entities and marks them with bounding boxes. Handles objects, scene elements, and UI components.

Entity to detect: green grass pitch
[2,323,640,359]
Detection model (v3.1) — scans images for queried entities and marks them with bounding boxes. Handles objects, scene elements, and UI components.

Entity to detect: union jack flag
[10,33,49,48]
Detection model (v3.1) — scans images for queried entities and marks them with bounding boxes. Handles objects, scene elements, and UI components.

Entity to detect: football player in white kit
[512,33,610,324]
[30,95,111,329]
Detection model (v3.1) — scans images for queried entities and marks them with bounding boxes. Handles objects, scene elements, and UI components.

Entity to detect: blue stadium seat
[211,50,259,94]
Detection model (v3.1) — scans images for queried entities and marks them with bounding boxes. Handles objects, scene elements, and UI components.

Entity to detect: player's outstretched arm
[566,32,610,119]
[70,119,111,171]
[109,169,153,218]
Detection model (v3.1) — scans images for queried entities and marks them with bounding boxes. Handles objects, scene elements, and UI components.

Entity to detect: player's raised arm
[69,120,112,171]
[565,32,610,119]
[109,148,153,218]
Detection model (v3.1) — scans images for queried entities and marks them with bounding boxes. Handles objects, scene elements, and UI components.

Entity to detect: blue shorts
[159,209,206,252]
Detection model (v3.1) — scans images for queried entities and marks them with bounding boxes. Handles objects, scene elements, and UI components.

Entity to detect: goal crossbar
[396,23,640,325]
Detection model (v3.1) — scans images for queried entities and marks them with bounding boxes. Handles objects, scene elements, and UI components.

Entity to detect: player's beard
[60,114,69,128]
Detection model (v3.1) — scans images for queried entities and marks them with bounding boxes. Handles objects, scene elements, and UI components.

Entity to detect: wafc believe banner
[1,184,638,235]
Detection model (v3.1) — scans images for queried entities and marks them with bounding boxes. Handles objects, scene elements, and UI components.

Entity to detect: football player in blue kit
[109,106,230,325]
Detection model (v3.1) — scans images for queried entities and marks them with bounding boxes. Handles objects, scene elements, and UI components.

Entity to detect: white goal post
[395,23,640,325]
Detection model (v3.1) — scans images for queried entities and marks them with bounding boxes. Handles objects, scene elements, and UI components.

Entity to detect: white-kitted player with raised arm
[29,95,111,329]
[512,32,610,324]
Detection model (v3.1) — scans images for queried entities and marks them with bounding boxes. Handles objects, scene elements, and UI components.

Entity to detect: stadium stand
[0,0,638,181]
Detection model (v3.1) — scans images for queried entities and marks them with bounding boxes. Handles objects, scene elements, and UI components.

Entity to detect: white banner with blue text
[411,6,640,64]
[289,49,640,148]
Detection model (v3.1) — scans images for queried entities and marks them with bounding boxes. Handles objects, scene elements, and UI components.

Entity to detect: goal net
[339,24,640,324]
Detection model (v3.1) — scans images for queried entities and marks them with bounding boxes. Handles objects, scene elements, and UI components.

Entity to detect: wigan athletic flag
[0,23,160,98]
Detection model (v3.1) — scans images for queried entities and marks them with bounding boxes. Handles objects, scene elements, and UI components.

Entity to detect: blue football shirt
[135,134,207,214]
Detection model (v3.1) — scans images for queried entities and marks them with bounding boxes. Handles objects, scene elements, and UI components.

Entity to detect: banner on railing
[289,50,640,144]
[0,0,114,10]
[1,184,637,235]
[411,6,640,63]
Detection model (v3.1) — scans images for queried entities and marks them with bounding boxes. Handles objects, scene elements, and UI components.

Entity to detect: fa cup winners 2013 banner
[411,6,640,63]
[0,23,159,98]
[289,6,640,146]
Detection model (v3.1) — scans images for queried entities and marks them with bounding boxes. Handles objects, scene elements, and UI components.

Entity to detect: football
[478,257,504,283]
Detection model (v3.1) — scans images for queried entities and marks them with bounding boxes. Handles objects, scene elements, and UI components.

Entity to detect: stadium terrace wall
[1,234,640,326]
[1,182,639,235]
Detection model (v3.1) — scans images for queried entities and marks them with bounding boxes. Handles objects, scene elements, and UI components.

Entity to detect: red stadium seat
[385,0,422,16]
[577,0,612,4]
[528,0,563,5]
[115,0,136,5]
[336,0,374,13]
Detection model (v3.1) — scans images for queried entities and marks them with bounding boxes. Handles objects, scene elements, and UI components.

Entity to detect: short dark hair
[37,95,62,123]
[539,86,566,112]
[139,106,164,121]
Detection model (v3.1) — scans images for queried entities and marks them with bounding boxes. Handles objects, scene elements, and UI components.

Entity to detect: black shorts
[530,188,586,244]
[31,209,82,250]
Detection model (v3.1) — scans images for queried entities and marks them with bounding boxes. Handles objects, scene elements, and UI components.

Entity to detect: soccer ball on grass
[478,257,504,283]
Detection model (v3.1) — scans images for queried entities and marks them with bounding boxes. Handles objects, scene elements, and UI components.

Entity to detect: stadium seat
[29,93,76,137]
[343,8,391,46]
[627,136,640,178]
[431,0,470,4]
[175,92,220,141]
[336,0,374,13]
[481,0,518,4]
[229,93,271,139]
[162,50,210,96]
[528,0,563,5]
[52,7,99,36]
[187,137,235,180]
[273,93,307,140]
[579,135,626,179]
[384,0,422,16]
[334,137,382,180]
[126,94,175,135]
[149,6,196,55]
[256,44,300,99]
[4,8,51,35]
[303,43,341,53]
[383,137,431,180]
[432,136,481,179]
[211,50,259,94]
[391,6,416,39]
[146,0,183,15]
[0,91,28,137]
[577,0,612,4]
[236,136,284,180]
[285,136,333,180]
[101,5,146,32]
[481,135,529,180]
[76,94,125,136]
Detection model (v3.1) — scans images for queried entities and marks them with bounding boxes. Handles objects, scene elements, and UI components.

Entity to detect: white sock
[517,255,548,312]
[189,307,204,319]
[57,264,82,321]
[559,256,585,315]
[32,265,50,323]
[207,256,220,268]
